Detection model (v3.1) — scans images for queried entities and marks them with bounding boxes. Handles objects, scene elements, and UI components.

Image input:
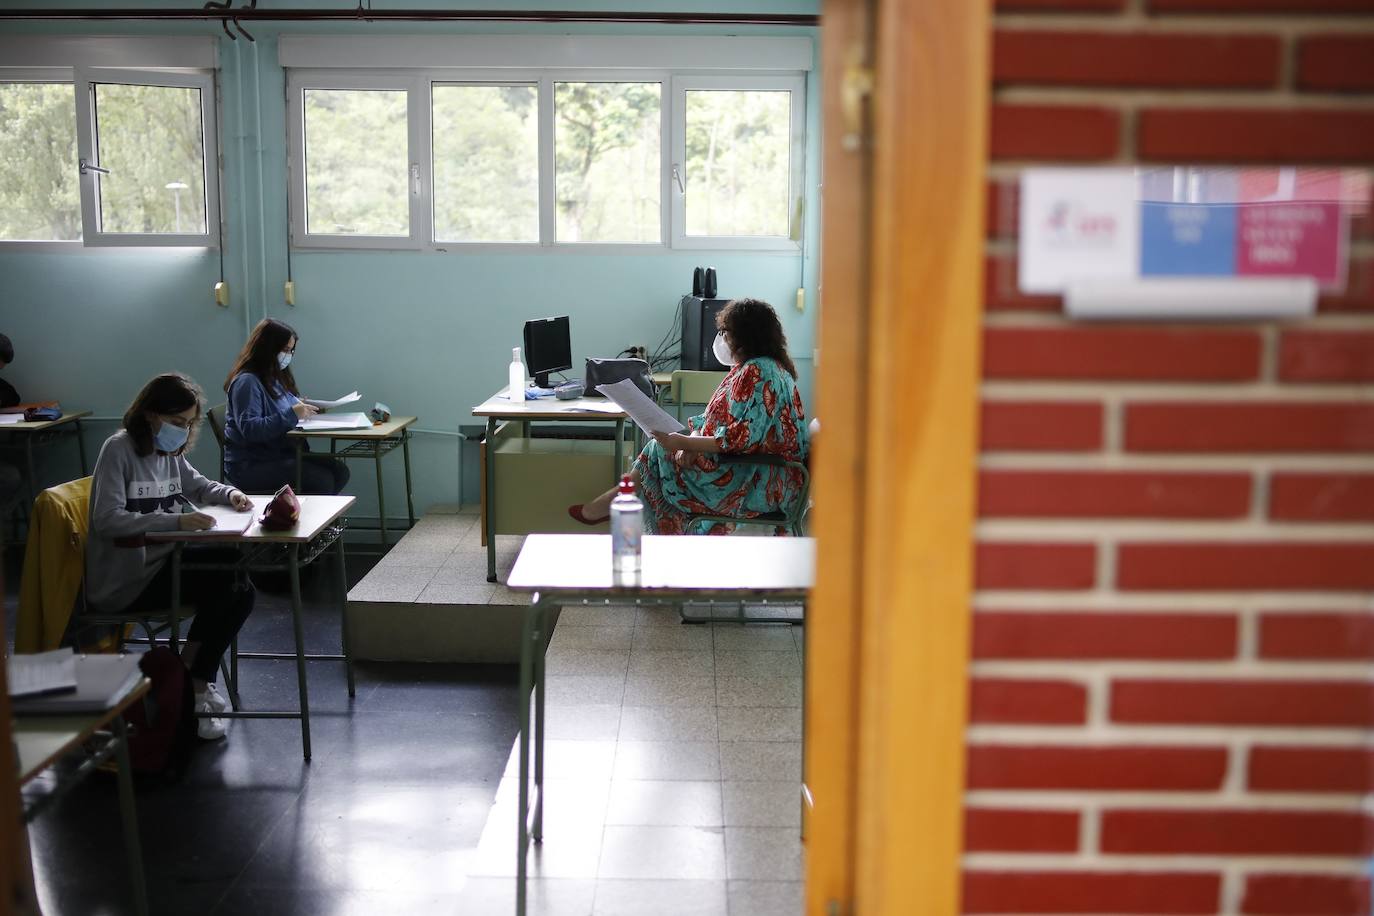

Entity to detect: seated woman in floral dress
[570,297,809,535]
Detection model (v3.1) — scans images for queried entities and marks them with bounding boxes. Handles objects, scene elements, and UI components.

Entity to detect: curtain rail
[0,8,819,26]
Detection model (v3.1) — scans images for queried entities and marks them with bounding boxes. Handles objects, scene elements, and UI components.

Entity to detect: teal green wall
[0,1,821,517]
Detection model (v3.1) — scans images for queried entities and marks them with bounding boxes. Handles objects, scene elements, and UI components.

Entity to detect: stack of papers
[304,391,361,410]
[0,413,23,425]
[7,648,78,699]
[10,653,143,713]
[147,503,256,539]
[595,379,686,435]
[297,412,373,431]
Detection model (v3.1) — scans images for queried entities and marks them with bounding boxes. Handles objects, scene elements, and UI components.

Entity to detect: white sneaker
[194,695,229,741]
[202,682,231,714]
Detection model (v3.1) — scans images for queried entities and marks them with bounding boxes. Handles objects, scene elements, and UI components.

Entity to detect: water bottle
[509,347,526,403]
[610,474,643,574]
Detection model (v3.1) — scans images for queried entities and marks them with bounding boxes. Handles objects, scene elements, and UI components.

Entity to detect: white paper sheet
[147,502,256,539]
[594,379,686,436]
[304,391,361,410]
[7,648,77,698]
[0,413,25,424]
[297,412,373,431]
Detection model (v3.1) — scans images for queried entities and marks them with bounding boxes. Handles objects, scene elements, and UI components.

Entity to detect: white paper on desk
[0,413,23,425]
[304,391,361,410]
[568,401,625,414]
[595,379,686,436]
[148,503,255,539]
[297,412,373,430]
[7,648,77,698]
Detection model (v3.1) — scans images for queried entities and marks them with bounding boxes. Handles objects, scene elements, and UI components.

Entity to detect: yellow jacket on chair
[14,476,91,653]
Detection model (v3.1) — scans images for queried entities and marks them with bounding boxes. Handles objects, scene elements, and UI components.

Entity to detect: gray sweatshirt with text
[85,430,235,612]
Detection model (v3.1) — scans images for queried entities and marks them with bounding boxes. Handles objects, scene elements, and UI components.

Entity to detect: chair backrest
[670,370,727,422]
[207,403,227,480]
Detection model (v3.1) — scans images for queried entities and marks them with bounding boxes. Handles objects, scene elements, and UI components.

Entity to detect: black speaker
[680,295,730,371]
[692,266,704,298]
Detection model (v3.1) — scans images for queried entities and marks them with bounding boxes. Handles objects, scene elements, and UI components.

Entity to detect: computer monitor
[523,316,572,388]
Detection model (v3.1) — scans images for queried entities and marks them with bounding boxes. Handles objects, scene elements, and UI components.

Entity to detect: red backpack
[124,647,197,779]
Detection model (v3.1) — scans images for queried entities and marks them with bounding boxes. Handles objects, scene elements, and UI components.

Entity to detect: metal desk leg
[111,716,150,916]
[401,428,415,529]
[532,598,547,842]
[288,543,313,760]
[170,545,183,652]
[23,436,36,514]
[294,439,304,491]
[484,417,497,583]
[614,418,625,476]
[374,442,387,547]
[76,419,88,475]
[516,594,536,916]
[336,534,355,697]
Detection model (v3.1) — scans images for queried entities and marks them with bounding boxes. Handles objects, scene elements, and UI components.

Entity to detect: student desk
[16,677,151,916]
[504,533,815,916]
[149,494,355,760]
[0,410,91,508]
[473,389,628,583]
[288,416,416,547]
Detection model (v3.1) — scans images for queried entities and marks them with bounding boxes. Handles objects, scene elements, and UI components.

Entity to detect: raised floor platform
[347,507,538,662]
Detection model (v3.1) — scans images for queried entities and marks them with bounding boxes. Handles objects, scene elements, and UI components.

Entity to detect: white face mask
[712,332,736,367]
[278,351,293,370]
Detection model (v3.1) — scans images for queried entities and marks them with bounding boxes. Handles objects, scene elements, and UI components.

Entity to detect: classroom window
[683,89,792,238]
[431,83,539,244]
[0,80,81,241]
[554,81,662,244]
[89,82,208,235]
[303,88,410,237]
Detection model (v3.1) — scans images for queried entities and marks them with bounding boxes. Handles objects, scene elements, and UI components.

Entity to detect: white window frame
[284,64,807,255]
[74,66,220,248]
[429,73,543,249]
[0,68,81,250]
[670,74,805,252]
[287,70,424,251]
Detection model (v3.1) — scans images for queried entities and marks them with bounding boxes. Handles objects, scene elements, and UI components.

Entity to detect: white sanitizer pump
[509,347,526,403]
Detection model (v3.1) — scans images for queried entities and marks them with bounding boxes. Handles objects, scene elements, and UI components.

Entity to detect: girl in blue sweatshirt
[222,318,349,495]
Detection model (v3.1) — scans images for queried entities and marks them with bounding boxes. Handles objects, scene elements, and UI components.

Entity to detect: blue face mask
[154,420,189,454]
[278,351,293,370]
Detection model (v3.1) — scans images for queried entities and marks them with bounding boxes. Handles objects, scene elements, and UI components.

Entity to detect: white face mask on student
[712,332,736,367]
[278,351,293,370]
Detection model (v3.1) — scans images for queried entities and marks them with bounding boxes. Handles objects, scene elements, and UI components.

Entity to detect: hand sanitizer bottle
[509,347,526,403]
[610,474,643,574]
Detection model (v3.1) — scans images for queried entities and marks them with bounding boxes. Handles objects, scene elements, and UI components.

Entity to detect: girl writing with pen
[222,318,350,496]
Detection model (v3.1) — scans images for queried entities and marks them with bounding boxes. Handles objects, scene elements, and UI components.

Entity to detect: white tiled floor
[459,602,805,916]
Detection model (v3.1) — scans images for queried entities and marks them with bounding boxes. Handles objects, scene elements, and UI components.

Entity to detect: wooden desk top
[474,388,627,421]
[0,410,91,432]
[14,678,150,785]
[507,534,815,595]
[288,416,416,440]
[651,372,672,387]
[147,494,356,544]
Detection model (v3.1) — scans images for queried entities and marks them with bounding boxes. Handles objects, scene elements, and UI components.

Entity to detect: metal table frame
[16,680,151,916]
[0,410,90,520]
[290,418,417,548]
[157,497,357,761]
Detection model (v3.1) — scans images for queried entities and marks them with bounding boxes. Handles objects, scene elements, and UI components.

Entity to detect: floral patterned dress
[633,357,809,535]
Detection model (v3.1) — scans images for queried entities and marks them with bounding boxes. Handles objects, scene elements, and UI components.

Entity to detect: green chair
[207,404,227,482]
[669,370,726,424]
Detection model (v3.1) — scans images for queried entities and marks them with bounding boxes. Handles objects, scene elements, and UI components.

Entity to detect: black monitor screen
[523,316,572,387]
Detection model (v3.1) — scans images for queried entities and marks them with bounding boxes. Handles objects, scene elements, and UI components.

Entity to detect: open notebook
[10,653,143,714]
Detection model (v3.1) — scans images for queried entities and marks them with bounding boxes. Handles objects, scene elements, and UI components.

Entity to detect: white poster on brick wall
[1018,168,1141,294]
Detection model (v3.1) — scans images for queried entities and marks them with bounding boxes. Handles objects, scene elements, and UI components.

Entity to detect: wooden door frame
[806,0,990,913]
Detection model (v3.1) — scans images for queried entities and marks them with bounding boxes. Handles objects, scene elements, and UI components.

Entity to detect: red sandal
[568,504,609,526]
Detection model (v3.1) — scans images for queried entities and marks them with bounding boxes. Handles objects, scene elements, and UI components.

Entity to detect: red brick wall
[969,1,1374,913]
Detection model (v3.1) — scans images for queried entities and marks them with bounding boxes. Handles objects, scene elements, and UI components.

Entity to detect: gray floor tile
[545,676,626,708]
[623,675,716,708]
[457,877,597,916]
[727,880,803,916]
[722,782,802,828]
[715,676,803,708]
[545,705,623,741]
[605,780,723,827]
[346,565,439,603]
[553,626,635,651]
[634,605,687,627]
[631,626,713,651]
[627,649,714,678]
[711,627,799,652]
[547,648,631,677]
[416,580,499,605]
[503,740,618,782]
[560,605,639,627]
[712,650,802,679]
[613,741,721,781]
[719,742,802,782]
[592,878,728,916]
[597,826,727,880]
[718,707,802,743]
[617,706,719,742]
[724,828,802,881]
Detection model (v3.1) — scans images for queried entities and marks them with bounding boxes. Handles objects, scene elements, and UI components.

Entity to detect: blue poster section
[1140,202,1238,277]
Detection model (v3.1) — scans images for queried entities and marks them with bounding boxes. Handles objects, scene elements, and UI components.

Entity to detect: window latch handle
[80,158,110,176]
[411,163,420,197]
[672,163,685,194]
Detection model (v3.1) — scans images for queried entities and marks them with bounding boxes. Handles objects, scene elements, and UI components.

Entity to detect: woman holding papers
[570,298,809,534]
[222,318,350,495]
[87,372,256,740]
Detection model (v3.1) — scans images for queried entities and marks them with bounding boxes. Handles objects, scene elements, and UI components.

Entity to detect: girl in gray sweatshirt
[87,372,256,740]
